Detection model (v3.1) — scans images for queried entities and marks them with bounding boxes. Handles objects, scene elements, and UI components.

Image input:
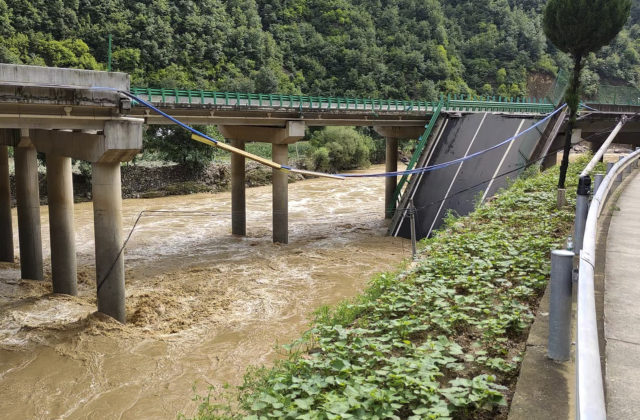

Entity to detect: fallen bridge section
[390,112,550,239]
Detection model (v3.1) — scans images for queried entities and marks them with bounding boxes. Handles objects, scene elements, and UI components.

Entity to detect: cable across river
[110,88,566,181]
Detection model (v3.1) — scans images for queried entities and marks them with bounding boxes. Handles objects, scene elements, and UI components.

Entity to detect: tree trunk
[557,53,584,189]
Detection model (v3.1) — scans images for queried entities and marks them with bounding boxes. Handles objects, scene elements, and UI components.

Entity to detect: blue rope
[94,87,565,180]
[338,104,567,178]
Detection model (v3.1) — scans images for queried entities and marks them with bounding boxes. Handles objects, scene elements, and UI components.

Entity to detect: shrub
[307,127,374,172]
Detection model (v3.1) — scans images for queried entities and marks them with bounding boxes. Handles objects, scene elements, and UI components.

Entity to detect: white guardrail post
[548,249,574,361]
[575,149,640,420]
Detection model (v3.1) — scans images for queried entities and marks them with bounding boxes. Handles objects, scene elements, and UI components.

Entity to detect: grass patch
[185,159,594,420]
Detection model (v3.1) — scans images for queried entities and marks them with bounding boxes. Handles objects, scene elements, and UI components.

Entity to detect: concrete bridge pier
[374,126,424,219]
[231,139,246,236]
[30,120,143,322]
[92,161,125,321]
[218,122,305,244]
[46,153,77,295]
[384,139,398,219]
[0,143,13,262]
[272,143,289,243]
[14,132,43,280]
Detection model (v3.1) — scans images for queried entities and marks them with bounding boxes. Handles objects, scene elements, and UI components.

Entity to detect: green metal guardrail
[546,68,640,107]
[387,101,444,215]
[589,84,640,106]
[129,87,555,114]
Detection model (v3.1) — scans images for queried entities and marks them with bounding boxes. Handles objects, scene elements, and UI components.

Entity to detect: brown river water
[0,164,410,419]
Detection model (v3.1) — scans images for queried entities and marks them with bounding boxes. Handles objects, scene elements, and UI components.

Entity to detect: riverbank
[189,161,587,419]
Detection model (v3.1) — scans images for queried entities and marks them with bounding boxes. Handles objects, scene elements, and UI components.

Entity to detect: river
[0,164,410,419]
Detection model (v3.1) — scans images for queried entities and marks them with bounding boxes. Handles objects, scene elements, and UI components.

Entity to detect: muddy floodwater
[0,164,410,419]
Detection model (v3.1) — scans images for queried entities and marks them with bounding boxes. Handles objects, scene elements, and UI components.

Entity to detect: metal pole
[548,249,574,361]
[409,199,417,259]
[580,117,626,177]
[624,154,633,176]
[617,156,624,182]
[593,173,604,196]
[574,175,591,252]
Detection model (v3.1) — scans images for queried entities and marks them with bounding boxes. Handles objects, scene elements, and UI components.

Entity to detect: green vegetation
[307,127,374,173]
[543,0,631,188]
[185,160,592,419]
[1,0,638,98]
[1,1,637,167]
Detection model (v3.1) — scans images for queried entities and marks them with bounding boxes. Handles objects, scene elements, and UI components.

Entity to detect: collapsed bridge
[0,63,638,322]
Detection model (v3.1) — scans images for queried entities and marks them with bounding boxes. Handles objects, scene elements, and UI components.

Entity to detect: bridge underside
[390,112,549,239]
[389,105,640,240]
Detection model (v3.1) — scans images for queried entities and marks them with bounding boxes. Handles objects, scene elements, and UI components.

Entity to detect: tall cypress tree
[543,0,631,190]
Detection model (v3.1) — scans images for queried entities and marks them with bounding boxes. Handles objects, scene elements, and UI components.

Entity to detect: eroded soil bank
[0,165,410,419]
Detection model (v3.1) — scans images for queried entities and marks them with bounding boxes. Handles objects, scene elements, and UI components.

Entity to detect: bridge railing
[129,87,435,112]
[573,149,640,419]
[129,87,555,115]
[588,85,640,106]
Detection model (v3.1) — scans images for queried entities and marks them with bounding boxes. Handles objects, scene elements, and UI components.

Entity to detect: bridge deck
[604,170,640,418]
[128,88,555,126]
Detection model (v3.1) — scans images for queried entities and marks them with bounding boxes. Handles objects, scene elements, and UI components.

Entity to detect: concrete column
[231,139,246,236]
[14,143,43,280]
[272,144,288,244]
[0,145,13,262]
[46,154,77,295]
[92,162,125,323]
[385,138,398,219]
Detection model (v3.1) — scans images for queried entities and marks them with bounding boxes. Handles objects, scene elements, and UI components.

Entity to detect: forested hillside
[0,0,638,100]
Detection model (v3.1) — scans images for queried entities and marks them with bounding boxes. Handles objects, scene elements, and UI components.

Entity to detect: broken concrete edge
[0,63,129,91]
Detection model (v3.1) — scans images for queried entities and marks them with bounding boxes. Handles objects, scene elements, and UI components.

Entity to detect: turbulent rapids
[0,165,409,419]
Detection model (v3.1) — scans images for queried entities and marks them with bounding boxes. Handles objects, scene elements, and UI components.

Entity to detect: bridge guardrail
[388,101,444,215]
[129,88,555,114]
[575,149,640,420]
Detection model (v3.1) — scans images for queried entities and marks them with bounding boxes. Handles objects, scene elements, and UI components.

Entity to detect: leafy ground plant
[186,159,592,420]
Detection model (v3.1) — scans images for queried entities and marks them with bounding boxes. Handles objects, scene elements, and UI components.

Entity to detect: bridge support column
[374,126,424,220]
[231,139,246,236]
[46,154,77,295]
[0,145,13,262]
[385,139,398,219]
[272,143,288,244]
[218,122,304,244]
[15,135,43,280]
[92,161,125,323]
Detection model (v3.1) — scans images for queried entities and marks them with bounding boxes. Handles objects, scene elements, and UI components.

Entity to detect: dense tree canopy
[543,0,631,189]
[0,0,637,100]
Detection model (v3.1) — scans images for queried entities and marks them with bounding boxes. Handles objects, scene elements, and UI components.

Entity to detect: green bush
[307,127,374,173]
[185,158,592,420]
[143,125,223,169]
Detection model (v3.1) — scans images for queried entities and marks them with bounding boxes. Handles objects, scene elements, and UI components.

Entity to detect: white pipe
[580,117,627,177]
